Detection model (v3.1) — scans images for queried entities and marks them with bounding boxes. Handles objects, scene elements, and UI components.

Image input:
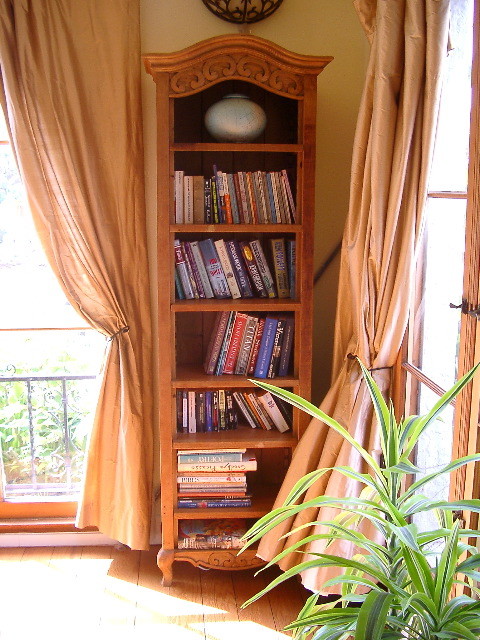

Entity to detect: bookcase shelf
[144,34,331,586]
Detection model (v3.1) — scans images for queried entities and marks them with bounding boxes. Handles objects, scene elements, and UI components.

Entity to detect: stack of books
[177,518,248,549]
[177,449,256,509]
[176,389,238,433]
[204,312,294,379]
[174,236,296,300]
[174,167,296,225]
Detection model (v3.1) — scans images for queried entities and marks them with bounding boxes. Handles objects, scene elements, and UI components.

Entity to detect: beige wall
[140,0,368,405]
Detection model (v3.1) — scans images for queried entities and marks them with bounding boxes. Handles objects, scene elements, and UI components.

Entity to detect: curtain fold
[0,0,153,550]
[257,0,450,592]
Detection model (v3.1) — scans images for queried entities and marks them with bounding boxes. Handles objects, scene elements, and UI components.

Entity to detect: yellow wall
[140,0,368,404]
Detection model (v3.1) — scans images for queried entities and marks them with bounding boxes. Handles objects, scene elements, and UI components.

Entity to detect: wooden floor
[0,546,309,639]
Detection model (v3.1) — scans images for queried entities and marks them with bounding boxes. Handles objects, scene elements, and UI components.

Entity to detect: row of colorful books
[177,449,256,512]
[204,311,294,379]
[174,236,295,300]
[177,518,247,548]
[174,167,296,225]
[176,388,292,433]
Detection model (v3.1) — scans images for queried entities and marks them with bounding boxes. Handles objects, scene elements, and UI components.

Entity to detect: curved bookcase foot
[157,548,175,586]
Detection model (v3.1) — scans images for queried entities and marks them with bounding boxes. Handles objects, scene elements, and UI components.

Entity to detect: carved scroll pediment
[170,53,304,98]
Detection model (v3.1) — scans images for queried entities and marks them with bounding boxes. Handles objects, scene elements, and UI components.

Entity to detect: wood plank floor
[0,546,309,639]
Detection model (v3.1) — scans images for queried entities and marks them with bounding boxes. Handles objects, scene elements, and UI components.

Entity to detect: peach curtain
[257,0,450,592]
[0,0,153,549]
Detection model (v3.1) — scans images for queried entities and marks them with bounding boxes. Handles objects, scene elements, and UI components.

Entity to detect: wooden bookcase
[144,35,332,585]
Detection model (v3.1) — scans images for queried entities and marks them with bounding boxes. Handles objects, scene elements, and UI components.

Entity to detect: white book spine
[214,239,241,299]
[184,175,194,224]
[187,391,196,433]
[174,170,184,224]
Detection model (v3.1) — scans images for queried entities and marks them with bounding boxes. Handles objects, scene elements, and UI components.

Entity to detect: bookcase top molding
[143,34,333,99]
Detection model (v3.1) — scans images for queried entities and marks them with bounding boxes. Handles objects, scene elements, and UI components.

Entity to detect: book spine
[225,390,237,430]
[287,239,296,299]
[222,172,233,224]
[249,240,276,298]
[183,241,205,298]
[181,241,200,298]
[177,474,246,483]
[237,172,251,223]
[234,315,258,375]
[204,310,231,374]
[193,175,205,224]
[176,390,186,433]
[246,316,266,375]
[177,452,243,463]
[256,391,291,433]
[222,312,249,374]
[183,175,194,224]
[204,391,213,431]
[211,177,220,224]
[198,238,230,299]
[281,169,297,223]
[177,498,252,508]
[270,238,290,298]
[253,171,268,223]
[239,241,268,297]
[196,391,206,433]
[245,172,259,223]
[174,269,185,300]
[177,460,257,472]
[244,391,273,430]
[174,170,184,224]
[273,171,288,224]
[218,389,227,430]
[204,178,212,223]
[267,317,286,379]
[187,390,197,433]
[213,165,226,223]
[212,390,219,431]
[253,317,278,378]
[225,239,253,298]
[214,239,241,299]
[265,172,278,223]
[173,239,195,299]
[278,316,294,376]
[214,311,236,375]
[189,240,214,298]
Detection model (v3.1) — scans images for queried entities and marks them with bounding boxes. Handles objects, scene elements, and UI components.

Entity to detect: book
[177,451,257,472]
[181,241,200,298]
[256,391,291,432]
[225,239,253,298]
[214,311,236,375]
[204,311,231,374]
[187,390,197,433]
[213,165,226,223]
[183,241,205,298]
[174,170,184,223]
[174,269,185,300]
[198,238,230,298]
[234,315,258,375]
[178,487,248,495]
[173,239,195,299]
[227,173,240,223]
[253,171,268,223]
[270,238,290,298]
[184,175,194,224]
[189,240,214,298]
[204,178,212,223]
[177,448,247,455]
[177,519,247,549]
[253,317,278,378]
[225,390,237,430]
[218,388,227,430]
[265,172,278,223]
[176,390,187,433]
[267,317,286,378]
[239,241,268,297]
[249,239,276,298]
[221,171,233,224]
[177,451,245,463]
[244,391,273,430]
[193,175,205,223]
[281,169,297,223]
[211,176,220,223]
[287,239,296,298]
[214,239,241,298]
[247,316,266,375]
[245,172,259,223]
[278,316,294,376]
[177,474,246,484]
[196,391,206,433]
[222,312,249,374]
[236,171,251,223]
[177,497,252,508]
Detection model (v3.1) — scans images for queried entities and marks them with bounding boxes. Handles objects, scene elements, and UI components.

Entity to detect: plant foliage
[241,359,480,640]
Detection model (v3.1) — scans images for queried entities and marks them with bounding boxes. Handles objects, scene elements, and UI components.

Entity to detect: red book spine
[223,313,249,374]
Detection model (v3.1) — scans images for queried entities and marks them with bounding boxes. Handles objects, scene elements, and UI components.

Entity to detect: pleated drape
[256,0,451,592]
[0,0,153,550]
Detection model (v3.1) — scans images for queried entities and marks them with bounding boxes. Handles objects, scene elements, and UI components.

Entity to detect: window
[0,109,104,510]
[401,0,477,526]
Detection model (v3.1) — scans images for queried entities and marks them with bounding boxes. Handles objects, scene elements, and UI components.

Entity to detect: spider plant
[241,359,480,640]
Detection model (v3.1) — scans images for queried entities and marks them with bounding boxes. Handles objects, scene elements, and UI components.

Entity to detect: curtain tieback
[109,326,130,341]
[347,353,392,372]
